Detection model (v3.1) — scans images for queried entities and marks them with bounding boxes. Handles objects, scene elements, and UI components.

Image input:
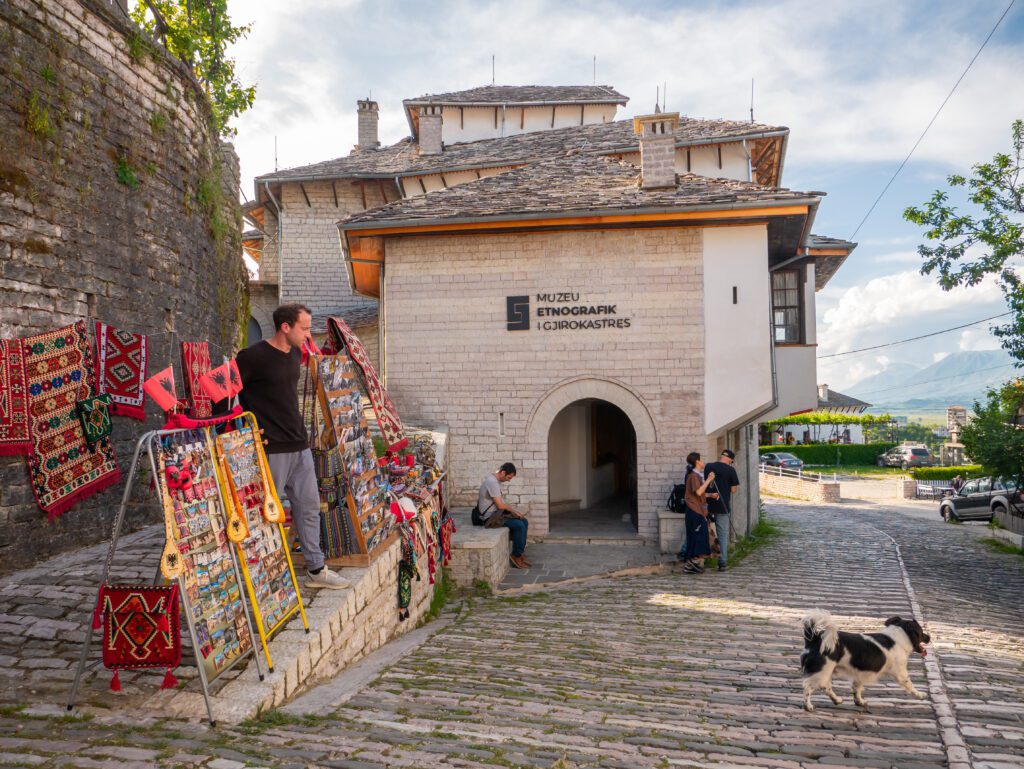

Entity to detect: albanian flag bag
[94,583,181,691]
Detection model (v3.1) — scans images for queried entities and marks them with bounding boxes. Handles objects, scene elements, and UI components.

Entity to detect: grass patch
[728,516,785,566]
[25,92,55,139]
[114,154,140,189]
[149,109,168,133]
[237,709,333,734]
[814,464,905,477]
[419,567,454,626]
[979,537,1024,556]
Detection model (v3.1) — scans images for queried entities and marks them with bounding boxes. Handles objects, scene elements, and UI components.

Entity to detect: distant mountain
[847,350,1016,411]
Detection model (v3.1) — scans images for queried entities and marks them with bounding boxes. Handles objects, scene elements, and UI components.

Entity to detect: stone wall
[0,0,246,573]
[759,472,841,503]
[382,228,711,539]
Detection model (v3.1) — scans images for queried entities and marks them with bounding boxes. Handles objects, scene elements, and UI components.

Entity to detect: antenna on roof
[750,77,755,123]
[655,85,659,112]
[492,55,495,85]
[663,81,667,111]
[274,135,278,171]
[593,55,596,85]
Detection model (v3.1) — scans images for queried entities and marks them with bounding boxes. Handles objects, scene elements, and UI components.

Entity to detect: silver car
[877,445,935,470]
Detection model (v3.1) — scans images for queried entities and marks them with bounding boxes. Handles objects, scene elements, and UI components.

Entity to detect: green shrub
[911,465,985,481]
[758,443,896,466]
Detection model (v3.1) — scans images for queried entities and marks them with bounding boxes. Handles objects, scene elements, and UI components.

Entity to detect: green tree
[130,0,255,135]
[904,119,1024,362]
[961,379,1024,514]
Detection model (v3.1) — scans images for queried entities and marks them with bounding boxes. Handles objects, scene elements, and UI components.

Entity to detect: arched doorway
[547,398,638,534]
[247,316,263,343]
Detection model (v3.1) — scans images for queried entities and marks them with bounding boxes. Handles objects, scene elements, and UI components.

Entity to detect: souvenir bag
[94,583,181,691]
[0,338,31,455]
[76,393,113,447]
[397,536,419,621]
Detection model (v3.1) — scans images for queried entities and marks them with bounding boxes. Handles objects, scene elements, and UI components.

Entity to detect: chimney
[633,112,679,189]
[818,384,829,402]
[418,104,443,155]
[356,99,379,152]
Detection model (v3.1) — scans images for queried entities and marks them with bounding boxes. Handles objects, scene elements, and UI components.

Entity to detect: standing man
[705,449,740,571]
[236,303,350,590]
[478,462,531,569]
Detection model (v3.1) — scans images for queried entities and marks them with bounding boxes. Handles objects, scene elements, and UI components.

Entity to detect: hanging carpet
[94,322,148,420]
[23,321,121,518]
[324,316,407,451]
[180,341,213,418]
[0,338,31,455]
[96,583,181,691]
[76,393,113,447]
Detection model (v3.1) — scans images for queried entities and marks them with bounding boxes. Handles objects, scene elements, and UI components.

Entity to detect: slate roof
[256,117,787,184]
[310,305,379,335]
[403,85,629,106]
[807,233,857,290]
[818,388,871,411]
[338,153,816,230]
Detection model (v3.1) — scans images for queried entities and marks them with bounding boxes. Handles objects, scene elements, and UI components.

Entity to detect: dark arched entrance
[547,398,638,534]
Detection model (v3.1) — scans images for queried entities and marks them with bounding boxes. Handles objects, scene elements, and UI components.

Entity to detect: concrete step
[537,534,655,547]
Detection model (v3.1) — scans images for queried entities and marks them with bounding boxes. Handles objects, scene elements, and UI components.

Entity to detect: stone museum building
[244,85,855,541]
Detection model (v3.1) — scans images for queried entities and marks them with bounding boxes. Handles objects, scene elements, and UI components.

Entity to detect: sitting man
[478,462,531,569]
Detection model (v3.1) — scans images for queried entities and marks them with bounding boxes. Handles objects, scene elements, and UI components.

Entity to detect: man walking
[236,303,350,590]
[705,449,740,571]
[478,462,531,569]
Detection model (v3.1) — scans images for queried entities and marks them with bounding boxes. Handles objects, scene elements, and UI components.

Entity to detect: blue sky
[225,0,1024,390]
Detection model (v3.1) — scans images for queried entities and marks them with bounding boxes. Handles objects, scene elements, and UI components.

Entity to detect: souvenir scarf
[94,322,148,420]
[324,316,407,451]
[23,321,121,518]
[180,341,213,418]
[0,338,31,455]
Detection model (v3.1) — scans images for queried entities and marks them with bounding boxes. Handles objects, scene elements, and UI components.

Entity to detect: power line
[848,0,1016,241]
[853,362,1017,398]
[818,312,1011,358]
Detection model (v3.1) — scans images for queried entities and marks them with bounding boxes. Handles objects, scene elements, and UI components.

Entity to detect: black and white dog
[800,610,931,711]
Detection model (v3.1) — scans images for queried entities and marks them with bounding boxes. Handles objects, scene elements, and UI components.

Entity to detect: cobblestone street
[1,498,1022,768]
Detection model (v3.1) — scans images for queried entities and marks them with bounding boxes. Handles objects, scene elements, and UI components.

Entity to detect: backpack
[666,483,687,513]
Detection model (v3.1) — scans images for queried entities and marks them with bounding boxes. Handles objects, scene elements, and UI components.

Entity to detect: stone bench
[448,509,510,589]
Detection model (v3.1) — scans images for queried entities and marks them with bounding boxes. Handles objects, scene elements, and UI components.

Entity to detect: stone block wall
[0,0,246,573]
[382,228,710,539]
[760,472,841,503]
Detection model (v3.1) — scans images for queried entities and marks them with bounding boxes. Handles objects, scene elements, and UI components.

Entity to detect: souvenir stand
[213,411,308,671]
[309,352,396,566]
[66,410,305,724]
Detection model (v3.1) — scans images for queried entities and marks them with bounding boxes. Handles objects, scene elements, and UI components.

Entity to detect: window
[772,270,802,343]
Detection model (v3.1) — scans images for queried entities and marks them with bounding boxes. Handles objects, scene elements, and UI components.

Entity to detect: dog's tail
[802,610,839,654]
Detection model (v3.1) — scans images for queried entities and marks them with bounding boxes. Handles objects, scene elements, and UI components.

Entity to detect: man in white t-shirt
[477,462,530,568]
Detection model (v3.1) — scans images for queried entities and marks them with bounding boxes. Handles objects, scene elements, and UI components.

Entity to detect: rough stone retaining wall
[0,0,246,573]
[759,472,840,502]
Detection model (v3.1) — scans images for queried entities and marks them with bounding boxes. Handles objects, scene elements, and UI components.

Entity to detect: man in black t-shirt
[237,303,349,590]
[705,449,740,571]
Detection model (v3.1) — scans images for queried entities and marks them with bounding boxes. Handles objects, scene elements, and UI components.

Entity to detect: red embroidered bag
[94,584,181,691]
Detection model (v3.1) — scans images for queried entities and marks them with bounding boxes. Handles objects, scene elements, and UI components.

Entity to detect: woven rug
[180,341,212,418]
[23,321,121,518]
[325,316,407,451]
[94,322,147,420]
[97,583,181,690]
[0,338,31,455]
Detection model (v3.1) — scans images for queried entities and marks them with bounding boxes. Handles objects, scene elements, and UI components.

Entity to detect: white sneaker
[305,567,351,590]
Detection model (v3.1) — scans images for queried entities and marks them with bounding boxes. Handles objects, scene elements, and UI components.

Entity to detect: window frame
[771,268,805,345]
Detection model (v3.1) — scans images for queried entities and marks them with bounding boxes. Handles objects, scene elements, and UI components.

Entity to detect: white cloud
[958,327,1003,351]
[870,250,925,265]
[933,351,950,362]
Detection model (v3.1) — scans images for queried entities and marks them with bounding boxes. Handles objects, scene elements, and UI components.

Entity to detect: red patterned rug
[95,322,148,421]
[0,338,31,456]
[325,316,407,450]
[180,341,212,418]
[23,321,121,518]
[97,583,181,690]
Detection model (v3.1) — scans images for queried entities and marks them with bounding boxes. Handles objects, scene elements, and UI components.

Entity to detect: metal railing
[758,465,837,484]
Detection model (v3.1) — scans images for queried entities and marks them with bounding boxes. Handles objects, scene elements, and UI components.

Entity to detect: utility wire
[818,312,1011,358]
[848,0,1016,241]
[851,362,1016,398]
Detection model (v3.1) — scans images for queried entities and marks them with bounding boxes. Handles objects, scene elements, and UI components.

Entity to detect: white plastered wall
[703,225,774,435]
[439,103,619,144]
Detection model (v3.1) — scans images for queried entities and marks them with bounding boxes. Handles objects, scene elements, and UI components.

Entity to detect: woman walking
[679,451,716,574]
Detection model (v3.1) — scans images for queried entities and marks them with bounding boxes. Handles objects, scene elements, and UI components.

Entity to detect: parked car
[760,452,805,470]
[938,477,1021,522]
[877,445,935,469]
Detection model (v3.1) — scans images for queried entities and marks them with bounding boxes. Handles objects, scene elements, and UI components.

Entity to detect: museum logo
[506,295,530,331]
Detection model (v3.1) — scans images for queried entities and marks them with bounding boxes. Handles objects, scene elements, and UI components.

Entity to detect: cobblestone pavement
[0,498,1021,768]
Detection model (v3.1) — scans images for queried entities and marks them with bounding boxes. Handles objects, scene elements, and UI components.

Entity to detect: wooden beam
[686,149,691,172]
[520,107,525,130]
[359,180,367,209]
[580,105,585,125]
[551,106,555,128]
[299,183,311,207]
[440,174,448,189]
[418,178,427,194]
[377,179,389,203]
[717,145,722,170]
[345,205,811,238]
[331,180,338,208]
[494,107,498,129]
[460,106,464,129]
